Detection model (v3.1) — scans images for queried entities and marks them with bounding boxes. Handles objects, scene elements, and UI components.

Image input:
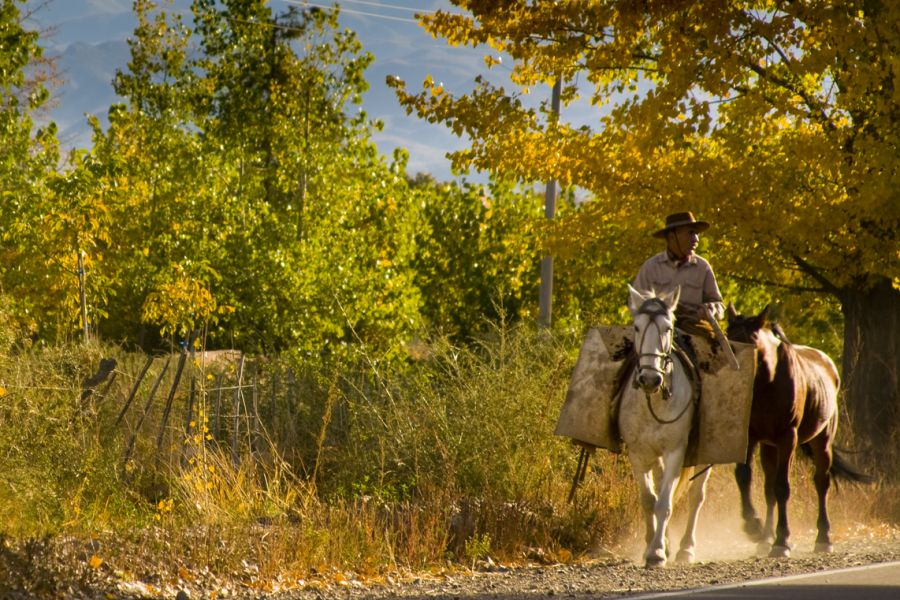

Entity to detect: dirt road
[273,526,900,600]
[3,519,897,599]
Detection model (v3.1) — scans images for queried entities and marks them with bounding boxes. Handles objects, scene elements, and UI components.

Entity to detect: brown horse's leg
[770,430,798,558]
[806,437,834,553]
[735,440,764,540]
[758,443,778,556]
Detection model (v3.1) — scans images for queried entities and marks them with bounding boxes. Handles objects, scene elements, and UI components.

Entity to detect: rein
[643,346,699,425]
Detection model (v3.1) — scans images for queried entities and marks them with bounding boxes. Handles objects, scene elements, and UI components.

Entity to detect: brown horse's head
[725,303,771,344]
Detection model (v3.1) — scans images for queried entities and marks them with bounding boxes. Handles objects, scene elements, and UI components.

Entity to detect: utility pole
[538,79,562,328]
[77,249,89,343]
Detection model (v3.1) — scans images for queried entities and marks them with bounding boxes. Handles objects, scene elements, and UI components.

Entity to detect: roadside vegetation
[0,322,640,592]
[0,319,894,596]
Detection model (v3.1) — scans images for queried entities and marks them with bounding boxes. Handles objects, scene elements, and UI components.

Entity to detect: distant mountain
[25,0,511,181]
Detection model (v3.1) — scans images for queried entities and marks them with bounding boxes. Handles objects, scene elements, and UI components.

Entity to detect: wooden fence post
[251,362,262,456]
[156,349,189,460]
[185,376,196,436]
[116,355,155,427]
[213,373,223,441]
[232,354,245,465]
[121,356,172,471]
[269,366,279,444]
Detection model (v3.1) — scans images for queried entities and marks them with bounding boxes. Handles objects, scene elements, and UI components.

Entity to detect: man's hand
[704,302,725,321]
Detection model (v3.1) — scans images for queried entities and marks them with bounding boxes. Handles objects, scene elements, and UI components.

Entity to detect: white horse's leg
[630,459,659,552]
[645,451,683,568]
[652,461,670,557]
[676,466,710,563]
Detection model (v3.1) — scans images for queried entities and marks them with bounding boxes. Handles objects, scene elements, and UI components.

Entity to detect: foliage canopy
[0,0,550,358]
[393,0,898,288]
[391,0,900,453]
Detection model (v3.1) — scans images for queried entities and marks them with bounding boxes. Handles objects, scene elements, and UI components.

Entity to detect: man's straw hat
[652,212,710,238]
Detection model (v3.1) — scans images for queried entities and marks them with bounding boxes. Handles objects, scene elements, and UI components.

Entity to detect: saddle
[555,326,755,466]
[608,336,702,459]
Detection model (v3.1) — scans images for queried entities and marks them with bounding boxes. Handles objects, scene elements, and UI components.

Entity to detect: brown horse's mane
[725,308,798,385]
[770,322,791,345]
[725,308,785,343]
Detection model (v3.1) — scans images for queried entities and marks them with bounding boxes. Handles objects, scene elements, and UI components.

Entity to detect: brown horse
[726,305,872,557]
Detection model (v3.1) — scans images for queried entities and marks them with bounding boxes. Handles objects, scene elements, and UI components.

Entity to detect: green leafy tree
[80,0,422,357]
[187,0,422,355]
[86,0,217,349]
[410,173,543,340]
[0,0,62,340]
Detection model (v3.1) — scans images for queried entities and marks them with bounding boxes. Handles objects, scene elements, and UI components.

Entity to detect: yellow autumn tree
[390,1,900,462]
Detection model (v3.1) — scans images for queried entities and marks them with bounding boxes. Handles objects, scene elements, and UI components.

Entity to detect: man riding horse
[632,212,735,373]
[633,211,725,336]
[557,211,756,521]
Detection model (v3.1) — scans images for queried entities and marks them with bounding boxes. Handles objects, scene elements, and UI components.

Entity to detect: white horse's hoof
[676,549,695,564]
[755,542,771,557]
[814,542,834,554]
[645,549,667,568]
[769,545,791,558]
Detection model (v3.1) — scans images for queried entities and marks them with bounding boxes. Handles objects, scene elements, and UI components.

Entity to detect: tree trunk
[840,277,900,471]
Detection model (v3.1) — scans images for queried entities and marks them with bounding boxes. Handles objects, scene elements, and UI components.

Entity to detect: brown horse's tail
[799,444,875,484]
[830,447,876,484]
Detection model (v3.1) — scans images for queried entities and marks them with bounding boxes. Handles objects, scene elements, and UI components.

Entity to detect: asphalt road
[627,561,900,599]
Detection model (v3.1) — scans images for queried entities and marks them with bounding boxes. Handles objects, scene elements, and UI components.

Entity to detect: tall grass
[0,322,636,590]
[2,321,894,594]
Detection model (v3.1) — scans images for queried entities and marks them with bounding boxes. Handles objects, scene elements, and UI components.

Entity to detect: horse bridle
[633,298,699,424]
[634,298,676,383]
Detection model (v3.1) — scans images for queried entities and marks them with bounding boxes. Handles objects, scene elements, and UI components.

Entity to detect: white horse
[620,285,710,568]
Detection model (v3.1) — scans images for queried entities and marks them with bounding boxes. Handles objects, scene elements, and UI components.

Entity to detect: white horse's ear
[627,284,645,315]
[661,286,680,311]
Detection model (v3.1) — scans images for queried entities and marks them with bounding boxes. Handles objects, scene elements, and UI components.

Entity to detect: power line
[338,0,434,14]
[282,0,418,23]
[266,1,516,77]
[338,0,467,19]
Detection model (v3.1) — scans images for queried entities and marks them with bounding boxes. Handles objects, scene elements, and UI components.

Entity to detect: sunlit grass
[0,323,637,589]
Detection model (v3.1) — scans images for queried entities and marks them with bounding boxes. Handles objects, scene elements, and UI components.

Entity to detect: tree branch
[727,273,827,294]
[791,254,842,296]
[744,61,834,129]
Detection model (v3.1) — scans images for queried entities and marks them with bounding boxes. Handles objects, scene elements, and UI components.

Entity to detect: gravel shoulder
[276,526,900,600]
[3,522,898,599]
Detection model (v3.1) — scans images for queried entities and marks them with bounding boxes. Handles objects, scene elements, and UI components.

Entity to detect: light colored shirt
[633,252,723,316]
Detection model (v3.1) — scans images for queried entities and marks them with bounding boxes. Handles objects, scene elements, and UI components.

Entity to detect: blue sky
[24,0,596,182]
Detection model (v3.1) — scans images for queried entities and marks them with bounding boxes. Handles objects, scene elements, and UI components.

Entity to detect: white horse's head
[627,285,680,393]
